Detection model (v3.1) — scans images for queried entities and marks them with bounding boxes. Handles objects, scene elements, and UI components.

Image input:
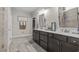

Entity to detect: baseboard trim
[12,34,32,38]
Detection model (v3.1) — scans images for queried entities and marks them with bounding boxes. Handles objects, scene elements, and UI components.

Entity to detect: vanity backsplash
[59,28,78,34]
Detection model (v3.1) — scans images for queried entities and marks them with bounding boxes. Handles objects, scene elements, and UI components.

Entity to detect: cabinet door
[40,35,47,43]
[48,37,60,52]
[33,30,39,44]
[40,40,47,50]
[61,42,79,52]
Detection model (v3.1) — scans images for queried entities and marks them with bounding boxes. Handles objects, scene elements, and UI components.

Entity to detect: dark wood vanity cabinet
[33,30,79,52]
[40,35,48,43]
[53,34,79,52]
[67,37,79,52]
[48,33,60,52]
[48,34,67,52]
[60,41,78,52]
[48,38,60,52]
[39,31,48,50]
[59,37,79,52]
[40,40,47,50]
[33,30,39,44]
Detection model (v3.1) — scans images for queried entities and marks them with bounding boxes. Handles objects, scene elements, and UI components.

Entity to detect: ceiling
[12,7,39,13]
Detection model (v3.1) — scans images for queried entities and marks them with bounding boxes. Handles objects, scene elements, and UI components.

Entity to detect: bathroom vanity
[33,29,79,52]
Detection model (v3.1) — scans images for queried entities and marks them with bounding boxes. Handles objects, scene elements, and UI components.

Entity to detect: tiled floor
[9,36,46,52]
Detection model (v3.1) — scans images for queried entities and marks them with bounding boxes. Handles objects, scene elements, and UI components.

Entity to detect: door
[40,40,47,50]
[32,19,35,29]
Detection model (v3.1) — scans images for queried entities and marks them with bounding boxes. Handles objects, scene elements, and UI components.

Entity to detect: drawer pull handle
[72,41,77,43]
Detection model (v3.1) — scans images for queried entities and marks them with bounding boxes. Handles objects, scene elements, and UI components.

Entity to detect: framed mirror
[39,14,46,29]
[58,7,65,27]
[59,7,78,28]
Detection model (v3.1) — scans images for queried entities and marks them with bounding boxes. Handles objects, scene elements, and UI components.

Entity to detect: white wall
[11,8,32,38]
[3,7,13,51]
[44,8,59,30]
[0,8,5,51]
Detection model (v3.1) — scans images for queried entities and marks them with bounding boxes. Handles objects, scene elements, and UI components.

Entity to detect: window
[17,16,27,30]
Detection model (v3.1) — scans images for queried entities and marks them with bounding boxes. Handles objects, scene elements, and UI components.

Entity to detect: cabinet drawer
[40,41,47,50]
[40,31,48,35]
[48,33,54,37]
[54,34,67,42]
[40,35,47,43]
[34,30,39,34]
[68,37,79,45]
[33,32,39,39]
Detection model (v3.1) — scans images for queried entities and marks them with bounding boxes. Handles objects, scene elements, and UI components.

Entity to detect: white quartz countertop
[34,29,79,38]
